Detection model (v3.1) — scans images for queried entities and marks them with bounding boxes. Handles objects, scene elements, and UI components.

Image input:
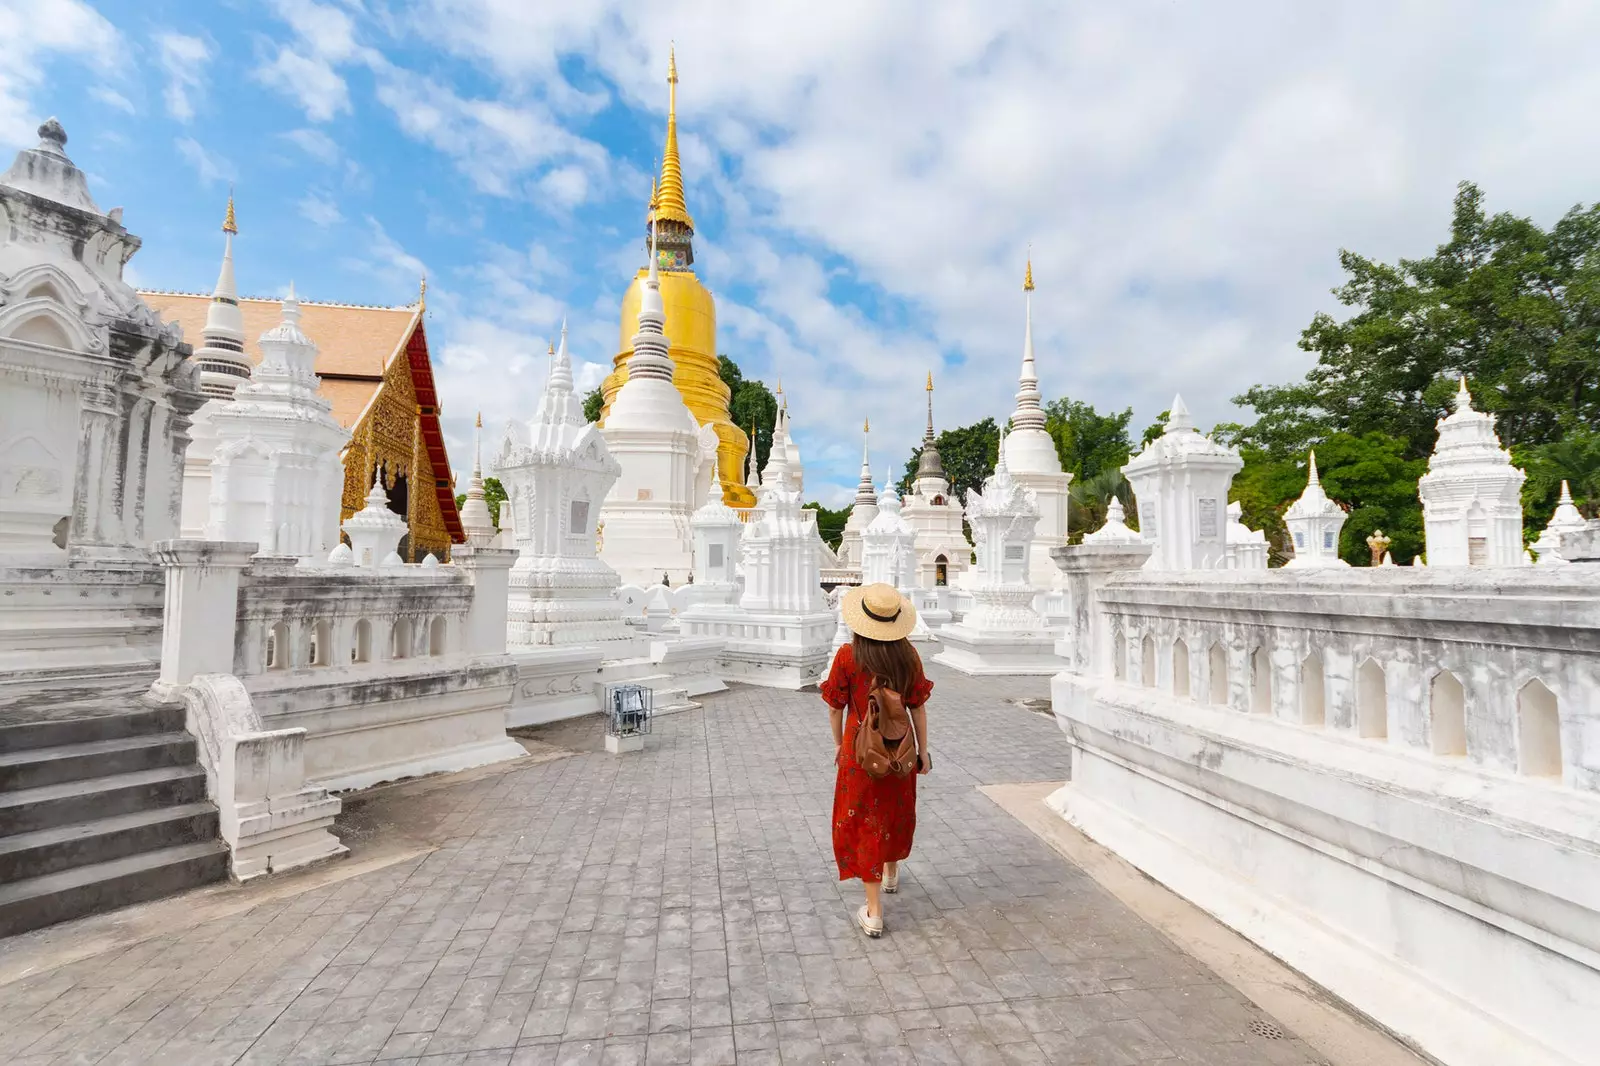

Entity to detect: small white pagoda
[1283,451,1349,568]
[835,420,878,571]
[1531,482,1586,565]
[205,285,348,559]
[1121,395,1243,571]
[685,471,744,608]
[902,373,972,588]
[934,429,1061,675]
[599,232,716,585]
[458,412,497,547]
[1419,377,1526,567]
[340,471,408,568]
[496,324,632,647]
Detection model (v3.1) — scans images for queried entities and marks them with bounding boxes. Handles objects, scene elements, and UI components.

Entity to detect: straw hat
[840,583,918,642]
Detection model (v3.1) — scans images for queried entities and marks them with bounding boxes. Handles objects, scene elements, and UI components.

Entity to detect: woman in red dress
[821,583,933,938]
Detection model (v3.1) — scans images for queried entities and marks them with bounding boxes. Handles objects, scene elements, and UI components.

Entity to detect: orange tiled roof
[139,291,417,429]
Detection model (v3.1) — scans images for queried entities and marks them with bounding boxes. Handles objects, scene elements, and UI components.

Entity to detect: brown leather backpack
[855,681,919,778]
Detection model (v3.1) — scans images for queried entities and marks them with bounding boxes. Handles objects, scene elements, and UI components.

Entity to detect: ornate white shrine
[933,432,1061,674]
[902,374,972,588]
[1419,378,1527,567]
[1122,395,1243,571]
[1283,451,1349,568]
[835,421,878,573]
[1531,482,1586,564]
[204,285,348,558]
[459,413,497,547]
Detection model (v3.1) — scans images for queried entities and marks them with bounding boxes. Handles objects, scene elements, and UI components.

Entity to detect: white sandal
[883,865,900,894]
[856,904,883,938]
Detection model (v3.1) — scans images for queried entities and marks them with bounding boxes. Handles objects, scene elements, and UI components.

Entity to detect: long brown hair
[851,634,925,702]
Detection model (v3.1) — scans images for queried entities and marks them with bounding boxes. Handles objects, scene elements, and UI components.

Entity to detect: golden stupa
[600,48,755,508]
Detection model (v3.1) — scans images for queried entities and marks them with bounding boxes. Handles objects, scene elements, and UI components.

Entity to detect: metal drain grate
[1248,1019,1285,1040]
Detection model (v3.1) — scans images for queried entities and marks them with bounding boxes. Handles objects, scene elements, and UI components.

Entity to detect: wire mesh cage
[605,684,654,739]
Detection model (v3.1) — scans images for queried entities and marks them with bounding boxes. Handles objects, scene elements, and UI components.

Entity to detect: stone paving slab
[0,666,1337,1065]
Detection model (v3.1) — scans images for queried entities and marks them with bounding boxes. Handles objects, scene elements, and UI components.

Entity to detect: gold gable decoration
[339,339,454,563]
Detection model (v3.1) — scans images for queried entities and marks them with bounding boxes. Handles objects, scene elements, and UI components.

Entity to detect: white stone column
[151,540,257,688]
[454,545,519,656]
[1051,542,1154,677]
[73,381,121,551]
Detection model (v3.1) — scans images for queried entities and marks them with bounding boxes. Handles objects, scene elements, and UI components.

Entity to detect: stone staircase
[627,674,698,716]
[0,705,228,938]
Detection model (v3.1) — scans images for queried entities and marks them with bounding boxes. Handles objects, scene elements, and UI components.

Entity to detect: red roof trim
[406,321,466,543]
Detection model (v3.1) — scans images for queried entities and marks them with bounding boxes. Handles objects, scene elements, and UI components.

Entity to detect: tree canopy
[719,355,779,478]
[802,501,850,550]
[1224,181,1600,562]
[900,418,1000,501]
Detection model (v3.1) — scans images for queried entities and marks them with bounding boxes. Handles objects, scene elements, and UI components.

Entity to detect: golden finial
[548,340,555,355]
[863,417,870,433]
[1023,248,1034,292]
[222,187,237,234]
[418,274,427,312]
[926,370,934,392]
[475,411,482,429]
[652,46,694,230]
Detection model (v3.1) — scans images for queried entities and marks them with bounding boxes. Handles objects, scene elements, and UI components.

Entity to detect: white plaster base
[246,659,526,792]
[605,732,643,754]
[932,623,1064,675]
[679,605,834,690]
[1050,673,1600,1066]
[506,636,727,729]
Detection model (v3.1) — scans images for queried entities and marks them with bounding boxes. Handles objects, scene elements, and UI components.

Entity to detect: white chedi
[1531,481,1586,565]
[1283,451,1349,568]
[999,259,1073,586]
[861,475,917,590]
[835,421,878,571]
[1121,394,1243,571]
[599,231,715,585]
[1084,497,1141,545]
[1419,377,1527,567]
[458,412,496,547]
[686,470,744,606]
[341,470,408,568]
[205,284,349,559]
[933,429,1062,675]
[1222,502,1268,571]
[902,375,972,588]
[496,323,632,647]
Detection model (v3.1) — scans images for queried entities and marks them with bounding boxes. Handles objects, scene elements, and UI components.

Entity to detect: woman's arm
[830,705,845,749]
[912,704,930,772]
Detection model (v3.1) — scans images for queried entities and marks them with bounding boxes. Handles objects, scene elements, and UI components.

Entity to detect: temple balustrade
[1046,552,1600,1066]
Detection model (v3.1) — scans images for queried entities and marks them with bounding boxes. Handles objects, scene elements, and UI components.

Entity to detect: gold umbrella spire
[1023,248,1034,292]
[222,186,237,234]
[652,45,694,230]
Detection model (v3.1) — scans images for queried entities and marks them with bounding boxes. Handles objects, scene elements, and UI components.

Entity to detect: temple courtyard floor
[0,666,1423,1066]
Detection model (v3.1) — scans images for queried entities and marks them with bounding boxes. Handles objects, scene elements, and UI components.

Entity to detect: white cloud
[411,0,1600,499]
[298,189,342,227]
[154,32,210,123]
[282,127,340,164]
[256,47,351,122]
[89,85,135,113]
[174,135,234,185]
[0,0,121,146]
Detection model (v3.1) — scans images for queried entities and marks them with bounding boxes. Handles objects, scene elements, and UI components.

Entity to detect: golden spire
[222,187,237,234]
[926,370,934,392]
[646,174,658,222]
[475,411,482,429]
[548,340,555,355]
[652,45,694,230]
[1023,248,1034,292]
[863,417,870,433]
[418,274,427,312]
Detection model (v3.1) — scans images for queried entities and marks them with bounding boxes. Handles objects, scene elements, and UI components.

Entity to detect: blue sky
[5,0,1599,505]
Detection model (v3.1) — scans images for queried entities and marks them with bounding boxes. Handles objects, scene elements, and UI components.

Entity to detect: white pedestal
[606,732,644,754]
[932,623,1064,675]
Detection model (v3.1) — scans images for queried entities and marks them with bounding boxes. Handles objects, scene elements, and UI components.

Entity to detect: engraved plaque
[1197,498,1218,538]
[570,499,589,534]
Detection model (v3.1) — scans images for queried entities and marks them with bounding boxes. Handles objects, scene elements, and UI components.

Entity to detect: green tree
[720,355,778,477]
[1315,432,1427,564]
[900,417,999,502]
[1234,182,1600,467]
[803,501,851,550]
[1042,398,1134,482]
[454,476,508,527]
[582,385,603,423]
[1228,450,1303,566]
[1517,427,1600,528]
[1067,468,1135,544]
[1140,410,1170,448]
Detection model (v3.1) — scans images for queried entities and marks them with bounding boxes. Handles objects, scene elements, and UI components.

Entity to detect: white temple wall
[1047,561,1600,1066]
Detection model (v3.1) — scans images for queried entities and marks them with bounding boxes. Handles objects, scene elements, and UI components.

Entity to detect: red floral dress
[822,645,934,884]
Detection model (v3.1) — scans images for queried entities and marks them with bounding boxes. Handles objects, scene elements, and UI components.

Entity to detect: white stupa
[205,283,348,558]
[180,195,256,538]
[902,372,972,587]
[458,411,497,547]
[1531,481,1586,565]
[1222,502,1268,571]
[686,470,744,607]
[835,419,878,571]
[599,229,715,585]
[1419,377,1526,567]
[999,257,1073,587]
[934,427,1061,674]
[1121,395,1243,571]
[1283,451,1349,568]
[496,323,632,647]
[341,469,408,568]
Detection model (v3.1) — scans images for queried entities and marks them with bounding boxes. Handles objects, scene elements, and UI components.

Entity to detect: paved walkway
[0,667,1334,1065]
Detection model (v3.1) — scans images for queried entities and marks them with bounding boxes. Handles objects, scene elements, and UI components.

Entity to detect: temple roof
[140,291,416,427]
